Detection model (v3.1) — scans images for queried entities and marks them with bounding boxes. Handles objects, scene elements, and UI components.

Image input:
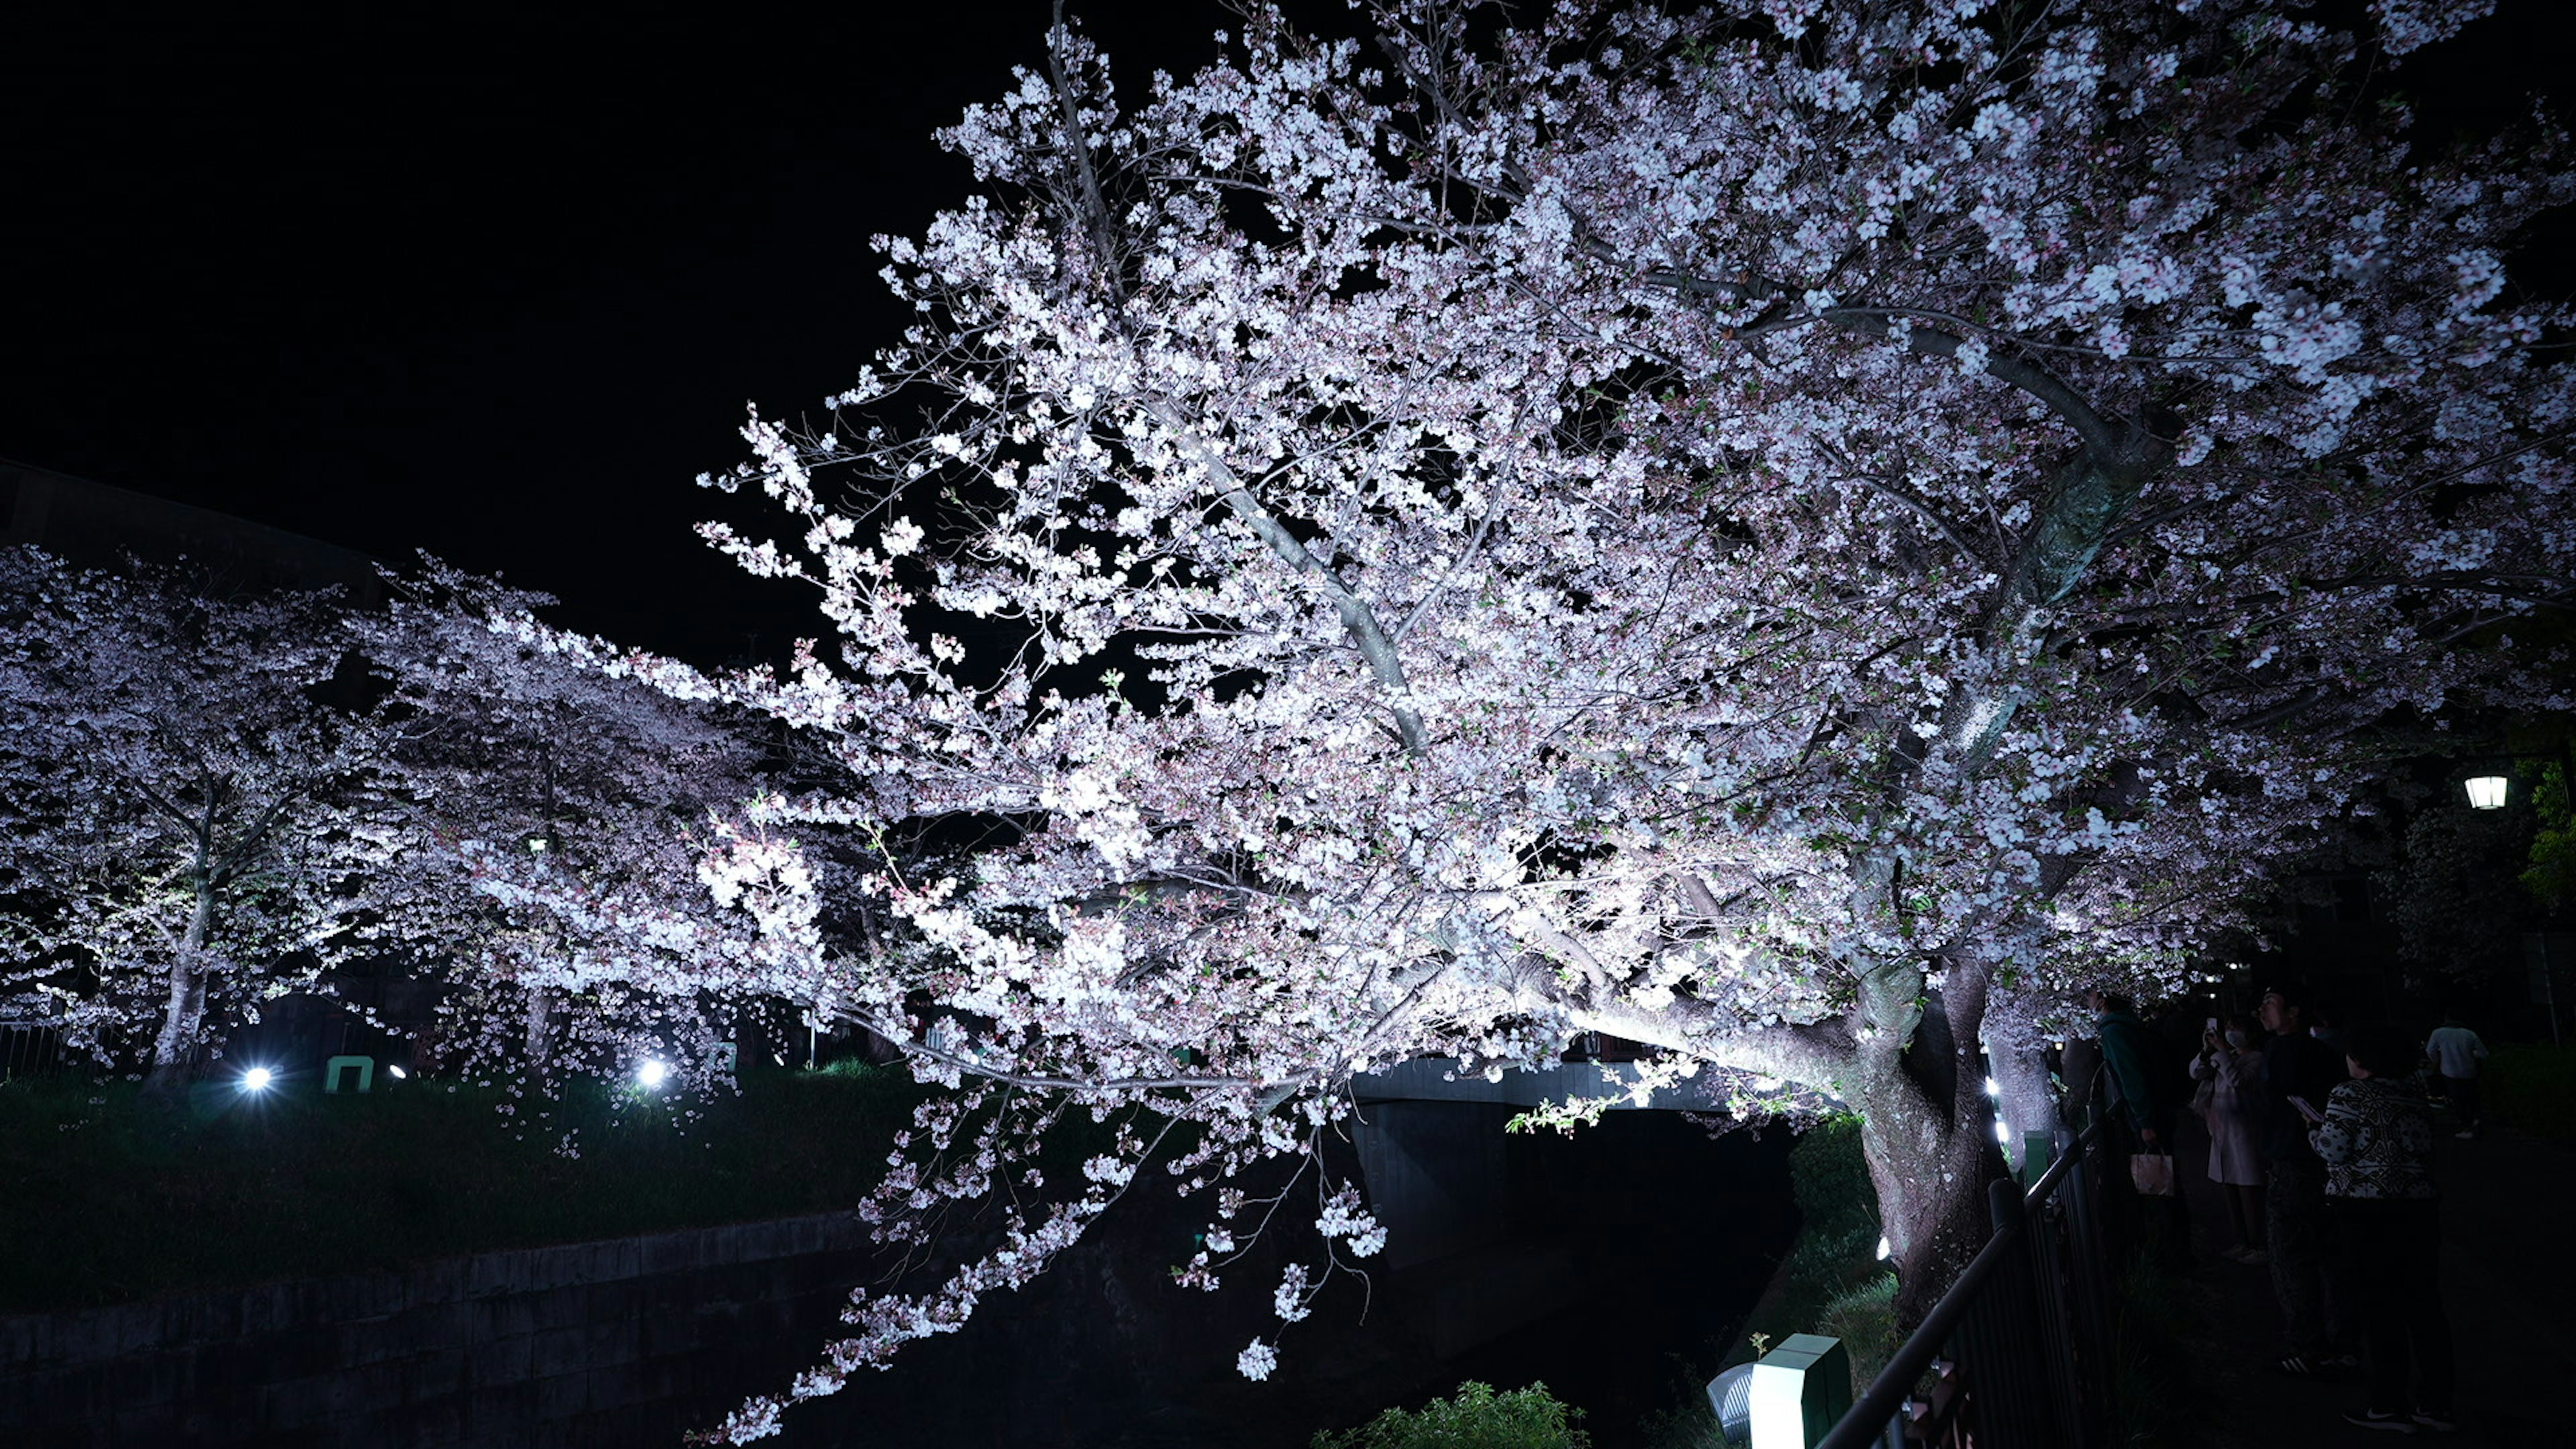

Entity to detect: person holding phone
[2192,1014,2267,1261]
[2259,984,2354,1379]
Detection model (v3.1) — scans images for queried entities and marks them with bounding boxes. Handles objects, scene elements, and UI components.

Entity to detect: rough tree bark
[140,887,215,1100]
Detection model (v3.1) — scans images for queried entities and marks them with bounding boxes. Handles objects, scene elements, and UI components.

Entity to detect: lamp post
[2457,737,2576,810]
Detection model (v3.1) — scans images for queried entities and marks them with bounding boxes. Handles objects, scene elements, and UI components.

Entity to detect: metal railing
[1,1020,69,1079]
[1816,1116,2116,1449]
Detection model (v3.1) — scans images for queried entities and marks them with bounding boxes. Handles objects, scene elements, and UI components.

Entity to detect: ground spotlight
[635,1059,669,1089]
[387,1064,407,1079]
[241,1067,274,1093]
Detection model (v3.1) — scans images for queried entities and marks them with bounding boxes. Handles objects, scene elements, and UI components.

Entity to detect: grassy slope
[0,1061,926,1312]
[2486,1042,2576,1139]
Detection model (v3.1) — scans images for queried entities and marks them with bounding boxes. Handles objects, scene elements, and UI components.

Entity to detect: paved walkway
[2165,1106,2572,1445]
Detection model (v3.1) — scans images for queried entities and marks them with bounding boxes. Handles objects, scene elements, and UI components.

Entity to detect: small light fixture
[1982,1075,2001,1099]
[1994,1118,2012,1145]
[524,831,551,853]
[388,1064,408,1079]
[635,1059,669,1089]
[2464,775,2508,810]
[1874,1235,1892,1262]
[241,1067,274,1093]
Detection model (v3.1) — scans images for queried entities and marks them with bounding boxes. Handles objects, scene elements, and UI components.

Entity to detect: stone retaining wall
[0,1211,872,1448]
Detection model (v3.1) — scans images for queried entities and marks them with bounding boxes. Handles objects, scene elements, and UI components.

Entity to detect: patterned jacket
[2310,1077,2436,1201]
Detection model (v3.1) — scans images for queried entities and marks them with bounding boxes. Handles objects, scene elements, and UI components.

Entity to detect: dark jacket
[2096,1007,2161,1133]
[2261,1030,2346,1164]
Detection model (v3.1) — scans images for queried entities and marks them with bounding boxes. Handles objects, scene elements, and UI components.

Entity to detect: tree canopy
[669,2,2573,1430]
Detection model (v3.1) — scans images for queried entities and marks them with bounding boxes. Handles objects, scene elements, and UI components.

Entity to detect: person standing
[2089,988,2193,1267]
[2259,984,2351,1377]
[2423,1015,2489,1140]
[2313,1022,2453,1433]
[2193,1014,2268,1263]
[2088,989,2166,1155]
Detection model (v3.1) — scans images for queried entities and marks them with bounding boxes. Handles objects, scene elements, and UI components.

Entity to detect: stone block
[258,1373,337,1429]
[177,1291,243,1346]
[708,1224,747,1264]
[639,1231,697,1276]
[407,1344,469,1402]
[535,1285,591,1332]
[582,1279,639,1326]
[581,1362,641,1413]
[466,1250,529,1299]
[531,1324,590,1379]
[520,1244,572,1293]
[358,1271,411,1319]
[535,1368,590,1422]
[602,1237,643,1280]
[0,1313,48,1369]
[335,1313,410,1368]
[193,1333,263,1391]
[639,1312,698,1359]
[401,1396,468,1449]
[468,1379,539,1442]
[582,1316,637,1362]
[349,1358,406,1414]
[111,1304,172,1358]
[24,1366,88,1425]
[410,1255,469,1305]
[51,1310,115,1366]
[263,1324,338,1379]
[115,1404,180,1446]
[467,1332,533,1385]
[478,1292,540,1339]
[402,1296,479,1346]
[241,1282,299,1336]
[105,1348,187,1407]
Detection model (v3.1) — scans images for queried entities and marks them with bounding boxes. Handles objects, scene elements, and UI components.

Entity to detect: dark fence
[1,1022,68,1080]
[1817,1115,2116,1449]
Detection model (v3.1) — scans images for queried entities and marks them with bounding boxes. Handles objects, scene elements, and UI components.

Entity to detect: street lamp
[2464,775,2509,810]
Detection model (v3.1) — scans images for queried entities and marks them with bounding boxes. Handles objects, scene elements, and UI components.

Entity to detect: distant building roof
[2,458,382,602]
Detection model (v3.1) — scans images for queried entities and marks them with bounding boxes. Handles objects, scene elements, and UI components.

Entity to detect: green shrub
[1313,1381,1589,1449]
[1725,1118,1889,1376]
[1644,1119,1890,1449]
[2486,1043,2576,1140]
[1815,1273,1900,1391]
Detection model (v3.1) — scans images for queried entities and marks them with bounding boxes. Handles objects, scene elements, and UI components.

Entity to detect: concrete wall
[0,1211,871,1448]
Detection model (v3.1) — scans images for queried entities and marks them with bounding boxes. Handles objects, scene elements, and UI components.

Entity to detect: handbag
[2130,1152,2178,1197]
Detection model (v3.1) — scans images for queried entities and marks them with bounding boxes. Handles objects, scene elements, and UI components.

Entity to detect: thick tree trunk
[141,890,216,1100]
[1852,1064,1995,1328]
[1984,1030,2062,1177]
[1843,955,2008,1329]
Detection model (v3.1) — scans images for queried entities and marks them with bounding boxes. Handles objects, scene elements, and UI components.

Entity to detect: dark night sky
[5,1,2567,665]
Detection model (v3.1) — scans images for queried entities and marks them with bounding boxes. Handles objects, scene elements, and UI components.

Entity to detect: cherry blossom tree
[657,1,2571,1428]
[0,549,798,1106]
[0,547,382,1093]
[345,568,803,1104]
